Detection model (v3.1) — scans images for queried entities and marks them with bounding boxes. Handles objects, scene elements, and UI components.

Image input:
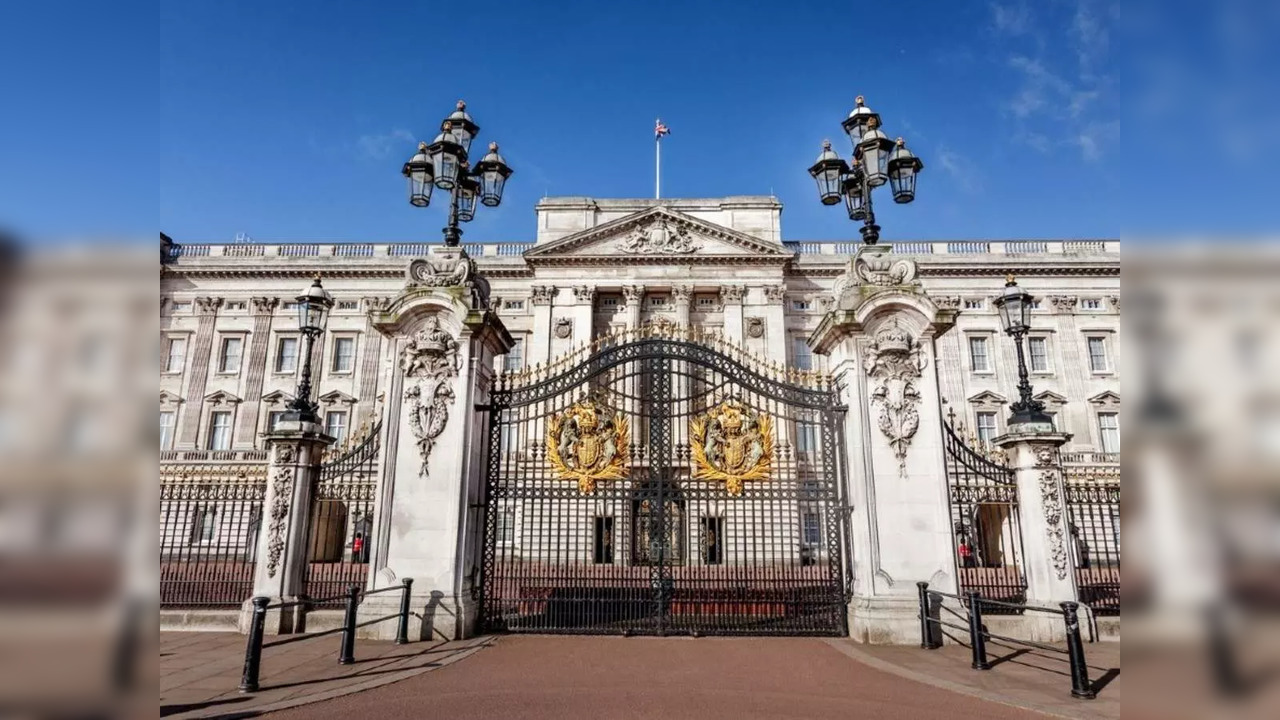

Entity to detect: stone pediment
[524,207,792,265]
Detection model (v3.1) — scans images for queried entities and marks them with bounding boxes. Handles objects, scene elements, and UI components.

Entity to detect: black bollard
[396,578,414,645]
[339,585,360,665]
[1061,602,1096,699]
[239,596,270,693]
[967,591,990,670]
[916,582,932,649]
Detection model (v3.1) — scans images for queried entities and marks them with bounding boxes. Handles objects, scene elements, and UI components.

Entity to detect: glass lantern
[887,138,924,204]
[808,140,850,206]
[473,142,513,207]
[402,142,434,207]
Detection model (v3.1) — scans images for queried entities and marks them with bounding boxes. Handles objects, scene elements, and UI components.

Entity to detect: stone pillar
[672,285,692,326]
[623,285,644,329]
[761,284,787,367]
[721,285,745,345]
[355,296,388,429]
[529,285,555,366]
[363,277,512,641]
[176,297,221,449]
[571,285,596,345]
[235,297,278,449]
[240,421,332,634]
[994,430,1078,641]
[809,248,959,643]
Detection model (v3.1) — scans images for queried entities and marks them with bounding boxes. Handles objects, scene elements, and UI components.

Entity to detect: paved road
[266,635,1052,719]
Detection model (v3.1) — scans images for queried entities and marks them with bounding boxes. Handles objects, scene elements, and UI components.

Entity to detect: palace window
[801,512,822,546]
[963,298,985,310]
[968,336,991,373]
[1082,298,1103,311]
[160,411,176,450]
[275,336,298,373]
[331,337,356,373]
[792,299,811,311]
[268,411,286,432]
[792,337,813,371]
[648,295,669,307]
[218,337,243,374]
[336,300,358,310]
[190,507,217,544]
[504,338,524,372]
[1028,336,1050,373]
[325,411,348,444]
[496,507,517,546]
[796,421,818,455]
[699,517,724,565]
[601,296,619,308]
[224,301,246,311]
[282,301,299,311]
[1098,412,1120,454]
[696,295,717,307]
[164,337,186,373]
[593,516,615,564]
[503,300,525,311]
[207,411,233,450]
[499,411,518,453]
[1087,335,1111,373]
[170,301,192,313]
[976,412,998,446]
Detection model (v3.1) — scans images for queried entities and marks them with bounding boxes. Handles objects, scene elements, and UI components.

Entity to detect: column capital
[720,285,745,304]
[622,285,645,305]
[762,285,786,304]
[250,296,279,316]
[572,285,596,305]
[195,296,223,316]
[671,285,693,305]
[531,285,557,306]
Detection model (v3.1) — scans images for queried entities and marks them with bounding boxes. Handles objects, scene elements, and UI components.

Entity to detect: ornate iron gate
[302,423,380,605]
[1063,456,1120,615]
[942,418,1028,612]
[480,327,848,636]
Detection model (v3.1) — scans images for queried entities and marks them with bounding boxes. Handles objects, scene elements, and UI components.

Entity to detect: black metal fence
[160,462,267,607]
[303,424,381,606]
[480,327,849,636]
[942,419,1027,612]
[1063,460,1121,615]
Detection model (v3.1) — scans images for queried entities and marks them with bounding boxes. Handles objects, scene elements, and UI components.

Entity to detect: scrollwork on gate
[690,399,774,496]
[546,398,630,494]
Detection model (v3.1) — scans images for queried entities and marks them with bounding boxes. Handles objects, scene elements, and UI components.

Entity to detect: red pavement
[266,635,1057,720]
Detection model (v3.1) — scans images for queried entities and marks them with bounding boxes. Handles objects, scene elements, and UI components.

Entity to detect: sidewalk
[159,631,492,719]
[826,637,1121,720]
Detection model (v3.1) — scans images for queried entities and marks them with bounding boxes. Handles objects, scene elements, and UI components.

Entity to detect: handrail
[916,582,1097,700]
[238,578,415,693]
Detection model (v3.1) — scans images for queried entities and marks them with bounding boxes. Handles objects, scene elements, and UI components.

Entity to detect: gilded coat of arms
[691,400,774,496]
[547,400,631,494]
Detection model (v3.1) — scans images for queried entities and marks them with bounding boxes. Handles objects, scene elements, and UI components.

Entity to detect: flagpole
[655,121,661,199]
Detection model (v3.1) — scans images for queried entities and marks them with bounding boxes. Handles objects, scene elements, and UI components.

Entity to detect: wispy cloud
[990,2,1033,36]
[1070,1,1109,74]
[357,129,415,160]
[1073,121,1119,161]
[937,147,983,194]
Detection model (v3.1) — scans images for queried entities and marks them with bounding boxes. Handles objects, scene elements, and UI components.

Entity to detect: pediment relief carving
[967,390,1008,407]
[318,390,358,406]
[524,207,790,262]
[261,390,294,406]
[204,390,242,405]
[159,390,184,406]
[1088,391,1120,408]
[1033,390,1069,406]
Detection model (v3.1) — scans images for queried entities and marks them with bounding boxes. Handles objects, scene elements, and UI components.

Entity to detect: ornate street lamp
[283,276,333,425]
[992,275,1055,431]
[809,95,923,244]
[402,100,512,247]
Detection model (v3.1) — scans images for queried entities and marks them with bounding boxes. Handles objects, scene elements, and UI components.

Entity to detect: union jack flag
[655,120,671,139]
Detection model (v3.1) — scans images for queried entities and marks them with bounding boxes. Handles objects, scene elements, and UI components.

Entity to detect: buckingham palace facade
[160,195,1121,642]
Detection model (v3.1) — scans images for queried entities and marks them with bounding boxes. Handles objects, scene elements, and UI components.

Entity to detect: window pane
[1028,337,1048,372]
[165,338,186,372]
[268,411,285,432]
[504,338,524,372]
[325,411,347,443]
[977,412,997,445]
[969,337,989,372]
[220,338,242,373]
[160,411,175,449]
[332,337,355,372]
[1088,337,1108,372]
[802,512,822,545]
[208,411,232,450]
[796,422,817,453]
[276,337,298,373]
[1099,412,1120,453]
[793,338,812,371]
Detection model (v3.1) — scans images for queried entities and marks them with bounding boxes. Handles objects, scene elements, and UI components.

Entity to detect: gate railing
[942,419,1027,612]
[161,461,268,607]
[303,423,381,605]
[1063,457,1121,615]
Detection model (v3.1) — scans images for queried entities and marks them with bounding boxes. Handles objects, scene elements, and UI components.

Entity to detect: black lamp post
[809,96,923,245]
[992,275,1055,431]
[283,276,333,425]
[402,101,513,247]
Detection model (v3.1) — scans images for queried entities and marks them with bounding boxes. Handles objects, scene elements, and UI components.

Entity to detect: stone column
[364,280,512,640]
[529,285,555,366]
[622,285,644,329]
[762,284,787,367]
[993,431,1078,641]
[235,297,278,449]
[810,249,959,643]
[571,285,596,346]
[721,285,745,346]
[176,297,221,449]
[672,285,692,326]
[355,296,389,429]
[240,420,332,634]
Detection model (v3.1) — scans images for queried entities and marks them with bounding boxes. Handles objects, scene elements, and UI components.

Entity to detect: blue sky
[1,1,1276,243]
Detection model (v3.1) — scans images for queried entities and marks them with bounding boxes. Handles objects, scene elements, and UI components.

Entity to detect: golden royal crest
[691,399,774,496]
[547,399,630,494]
